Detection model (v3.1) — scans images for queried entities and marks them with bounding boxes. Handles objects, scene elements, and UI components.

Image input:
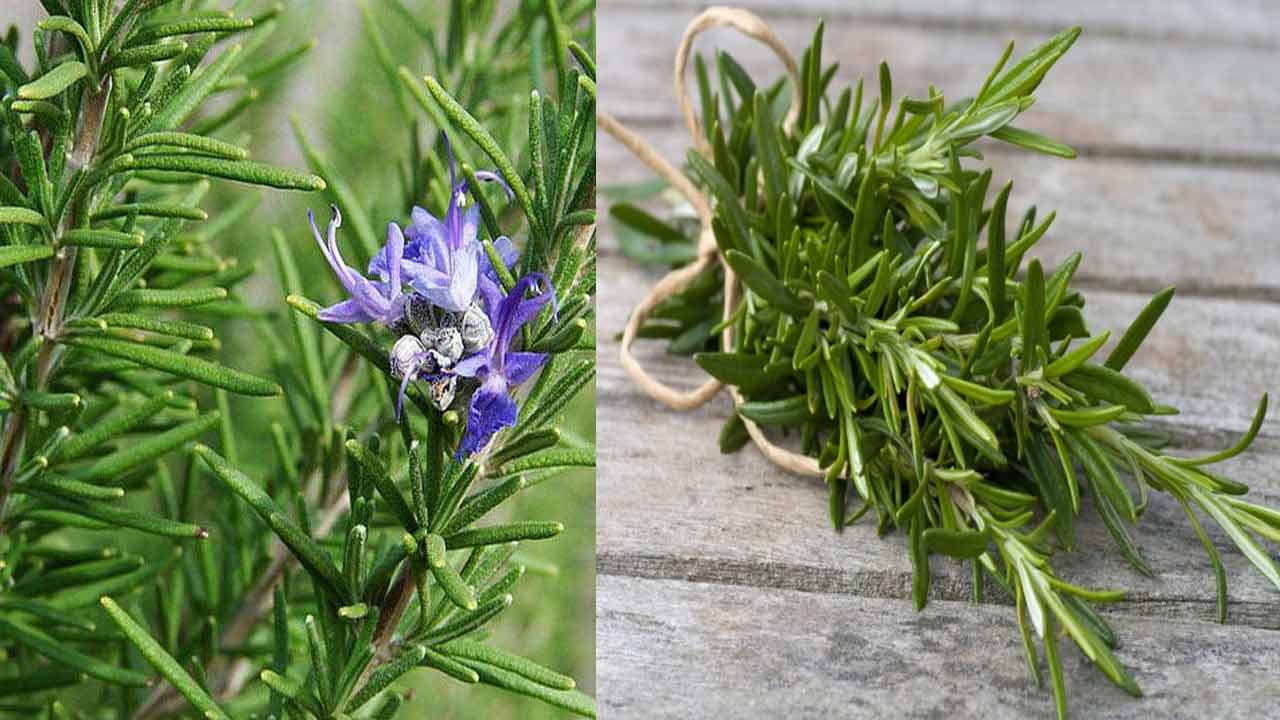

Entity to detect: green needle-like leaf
[194,445,351,603]
[126,156,325,191]
[427,533,478,611]
[0,206,48,227]
[64,336,281,396]
[422,75,538,235]
[1105,286,1175,371]
[100,597,231,720]
[444,521,563,548]
[18,61,87,100]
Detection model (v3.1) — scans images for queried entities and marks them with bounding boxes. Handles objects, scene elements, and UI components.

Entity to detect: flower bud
[460,302,494,353]
[389,335,426,379]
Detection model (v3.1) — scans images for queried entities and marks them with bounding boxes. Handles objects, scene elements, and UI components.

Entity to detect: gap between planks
[596,553,1280,631]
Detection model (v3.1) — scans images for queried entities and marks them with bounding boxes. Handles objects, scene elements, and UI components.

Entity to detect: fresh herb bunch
[613,23,1275,719]
[0,1,595,719]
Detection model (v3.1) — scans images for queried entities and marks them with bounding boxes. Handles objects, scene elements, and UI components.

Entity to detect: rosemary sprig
[614,23,1275,719]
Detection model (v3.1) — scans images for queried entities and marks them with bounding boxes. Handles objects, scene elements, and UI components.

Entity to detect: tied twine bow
[598,7,823,478]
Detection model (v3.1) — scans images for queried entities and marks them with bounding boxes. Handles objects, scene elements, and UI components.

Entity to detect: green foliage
[1,2,595,719]
[615,23,1275,720]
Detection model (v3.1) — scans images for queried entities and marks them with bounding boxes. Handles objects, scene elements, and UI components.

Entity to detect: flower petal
[318,299,375,324]
[458,376,517,457]
[452,351,490,378]
[385,222,405,295]
[474,170,514,202]
[461,204,480,247]
[504,351,548,386]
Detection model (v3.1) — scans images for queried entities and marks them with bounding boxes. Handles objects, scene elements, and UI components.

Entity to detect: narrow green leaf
[992,125,1077,158]
[346,440,417,531]
[1179,394,1268,466]
[112,287,227,309]
[723,250,809,316]
[421,646,480,684]
[131,16,254,43]
[97,313,214,341]
[61,229,144,249]
[1044,331,1110,378]
[460,658,596,717]
[104,42,189,71]
[694,352,785,392]
[123,132,248,159]
[1105,286,1175,371]
[91,203,207,221]
[1193,487,1280,592]
[0,207,48,227]
[100,597,231,719]
[444,521,563,548]
[922,528,990,558]
[26,490,207,539]
[65,336,281,396]
[348,644,427,711]
[52,392,172,462]
[127,155,324,191]
[1047,404,1127,428]
[423,75,537,235]
[1060,364,1154,414]
[18,61,86,100]
[78,413,219,481]
[193,445,350,602]
[737,396,812,426]
[1021,259,1046,369]
[939,374,1015,405]
[442,640,575,690]
[427,533,478,611]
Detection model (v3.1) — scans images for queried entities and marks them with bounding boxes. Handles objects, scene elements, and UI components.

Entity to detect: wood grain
[598,574,1280,719]
[603,0,1280,49]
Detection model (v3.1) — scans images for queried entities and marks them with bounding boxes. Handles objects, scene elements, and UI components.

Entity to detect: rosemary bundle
[613,21,1275,718]
[1,1,595,718]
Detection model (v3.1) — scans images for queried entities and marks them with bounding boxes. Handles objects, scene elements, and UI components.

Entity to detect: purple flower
[451,273,557,457]
[372,133,514,313]
[310,205,407,326]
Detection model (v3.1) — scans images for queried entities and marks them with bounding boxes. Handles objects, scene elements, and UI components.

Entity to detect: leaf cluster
[614,23,1275,719]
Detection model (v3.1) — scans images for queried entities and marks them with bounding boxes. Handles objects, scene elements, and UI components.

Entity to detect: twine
[599,7,822,477]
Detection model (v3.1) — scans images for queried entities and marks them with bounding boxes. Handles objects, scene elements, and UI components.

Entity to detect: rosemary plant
[614,23,1275,719]
[1,1,595,719]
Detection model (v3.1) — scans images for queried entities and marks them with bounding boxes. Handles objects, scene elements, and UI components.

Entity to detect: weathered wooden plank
[597,574,1280,719]
[596,253,1280,624]
[599,126,1280,299]
[602,0,1280,49]
[598,6,1280,161]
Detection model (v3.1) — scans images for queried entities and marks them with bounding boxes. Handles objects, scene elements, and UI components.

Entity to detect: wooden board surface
[599,5,1280,164]
[603,0,1280,48]
[595,0,1280,717]
[598,575,1280,720]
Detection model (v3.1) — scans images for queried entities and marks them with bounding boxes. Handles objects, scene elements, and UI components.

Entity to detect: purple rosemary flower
[451,273,557,457]
[370,133,514,313]
[310,205,407,326]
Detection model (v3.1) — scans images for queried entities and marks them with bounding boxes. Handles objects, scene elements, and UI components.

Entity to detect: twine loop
[600,7,821,476]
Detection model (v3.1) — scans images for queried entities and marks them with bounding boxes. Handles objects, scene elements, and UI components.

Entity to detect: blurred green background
[7,1,596,717]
